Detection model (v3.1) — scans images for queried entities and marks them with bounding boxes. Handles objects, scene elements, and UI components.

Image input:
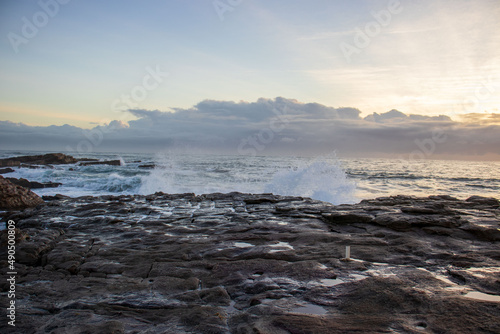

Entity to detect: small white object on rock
[345,245,351,260]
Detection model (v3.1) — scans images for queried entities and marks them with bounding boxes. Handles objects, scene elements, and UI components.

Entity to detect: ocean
[1,150,499,204]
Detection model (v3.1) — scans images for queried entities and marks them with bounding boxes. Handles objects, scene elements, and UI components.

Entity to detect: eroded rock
[0,193,498,333]
[6,177,62,189]
[0,176,44,210]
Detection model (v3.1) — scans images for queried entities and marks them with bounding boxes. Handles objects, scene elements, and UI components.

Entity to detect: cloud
[0,98,499,160]
[364,109,452,123]
[458,113,500,125]
[0,121,85,150]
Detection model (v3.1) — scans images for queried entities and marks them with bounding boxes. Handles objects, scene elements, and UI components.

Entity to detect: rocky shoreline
[0,191,499,333]
[0,153,125,194]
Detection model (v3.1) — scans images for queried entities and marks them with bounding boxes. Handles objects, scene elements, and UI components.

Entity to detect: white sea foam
[136,153,357,204]
[264,156,357,204]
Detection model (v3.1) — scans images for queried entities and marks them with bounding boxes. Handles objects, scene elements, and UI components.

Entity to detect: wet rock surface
[0,168,15,174]
[0,153,79,167]
[5,177,62,189]
[0,176,44,210]
[0,193,499,333]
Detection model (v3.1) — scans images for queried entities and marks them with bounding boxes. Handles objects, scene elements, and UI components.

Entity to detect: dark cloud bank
[1,97,499,160]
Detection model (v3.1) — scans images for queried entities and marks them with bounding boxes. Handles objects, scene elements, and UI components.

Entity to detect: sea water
[0,150,498,204]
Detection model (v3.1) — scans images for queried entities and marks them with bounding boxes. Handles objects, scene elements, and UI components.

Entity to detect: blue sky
[0,0,499,138]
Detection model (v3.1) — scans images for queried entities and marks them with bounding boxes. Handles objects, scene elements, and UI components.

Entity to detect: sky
[0,0,499,159]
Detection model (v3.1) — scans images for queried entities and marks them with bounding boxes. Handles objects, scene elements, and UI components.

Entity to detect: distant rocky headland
[0,153,122,191]
[0,153,121,169]
[0,153,89,168]
[0,172,499,333]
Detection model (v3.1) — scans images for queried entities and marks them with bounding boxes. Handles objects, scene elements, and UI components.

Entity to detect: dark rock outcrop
[0,167,14,174]
[0,153,78,167]
[6,177,62,189]
[0,193,498,333]
[0,176,44,210]
[79,160,121,166]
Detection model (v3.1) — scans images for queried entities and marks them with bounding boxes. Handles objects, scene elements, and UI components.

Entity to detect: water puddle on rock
[319,278,344,287]
[269,241,294,253]
[364,268,397,278]
[464,291,500,303]
[234,242,254,248]
[291,303,328,315]
[416,267,500,303]
[315,274,367,287]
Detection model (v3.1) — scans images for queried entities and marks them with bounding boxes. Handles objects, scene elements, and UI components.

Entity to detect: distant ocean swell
[1,151,499,204]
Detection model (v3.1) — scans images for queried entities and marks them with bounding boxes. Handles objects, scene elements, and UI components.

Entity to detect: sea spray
[138,153,178,194]
[139,153,357,204]
[264,156,358,204]
[138,153,264,194]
